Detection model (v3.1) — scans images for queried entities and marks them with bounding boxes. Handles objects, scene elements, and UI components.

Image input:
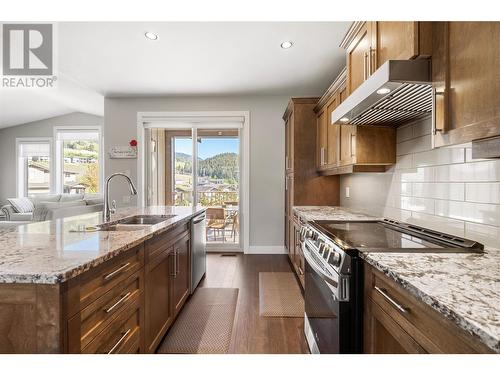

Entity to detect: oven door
[303,240,342,354]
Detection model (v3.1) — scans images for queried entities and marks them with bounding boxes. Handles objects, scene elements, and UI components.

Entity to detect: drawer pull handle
[104,291,132,314]
[107,328,131,354]
[374,286,409,314]
[103,262,131,281]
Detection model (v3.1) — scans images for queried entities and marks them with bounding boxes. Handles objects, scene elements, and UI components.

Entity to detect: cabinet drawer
[82,294,141,354]
[71,271,141,349]
[364,264,493,353]
[78,246,143,311]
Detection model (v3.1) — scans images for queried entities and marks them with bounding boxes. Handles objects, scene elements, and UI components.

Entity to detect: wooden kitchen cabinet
[364,263,493,354]
[344,22,374,95]
[144,222,190,353]
[283,98,340,282]
[432,22,500,148]
[171,232,190,319]
[341,21,431,95]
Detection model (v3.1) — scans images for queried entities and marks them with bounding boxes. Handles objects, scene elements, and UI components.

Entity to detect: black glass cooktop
[314,221,447,250]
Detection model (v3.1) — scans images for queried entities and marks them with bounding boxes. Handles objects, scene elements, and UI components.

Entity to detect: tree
[79,163,99,193]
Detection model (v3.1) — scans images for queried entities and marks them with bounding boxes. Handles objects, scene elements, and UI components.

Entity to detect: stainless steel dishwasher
[190,212,207,293]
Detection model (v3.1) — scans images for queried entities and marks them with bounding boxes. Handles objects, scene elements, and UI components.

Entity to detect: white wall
[104,95,291,247]
[0,112,104,204]
[341,117,500,250]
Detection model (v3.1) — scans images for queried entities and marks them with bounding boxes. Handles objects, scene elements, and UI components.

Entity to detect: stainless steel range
[301,219,483,354]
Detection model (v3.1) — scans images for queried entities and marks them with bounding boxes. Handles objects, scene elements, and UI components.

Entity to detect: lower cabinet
[171,232,191,319]
[62,221,192,354]
[144,222,190,353]
[363,263,493,354]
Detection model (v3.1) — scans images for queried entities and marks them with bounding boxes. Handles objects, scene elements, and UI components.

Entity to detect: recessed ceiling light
[145,32,158,40]
[280,41,293,49]
[377,87,391,95]
[339,117,350,123]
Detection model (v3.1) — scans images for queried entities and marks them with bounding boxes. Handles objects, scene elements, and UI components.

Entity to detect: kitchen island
[0,206,205,353]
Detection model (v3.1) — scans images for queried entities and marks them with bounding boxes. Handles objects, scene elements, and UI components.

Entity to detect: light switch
[345,187,350,198]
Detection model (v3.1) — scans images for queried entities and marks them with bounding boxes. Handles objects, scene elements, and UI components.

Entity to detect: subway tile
[412,118,431,138]
[465,182,500,204]
[395,154,413,170]
[383,207,412,221]
[465,148,490,163]
[400,182,412,196]
[435,200,500,226]
[433,160,500,182]
[397,167,434,182]
[397,135,432,156]
[465,222,500,250]
[408,212,465,238]
[412,182,465,201]
[396,124,413,143]
[400,196,435,215]
[412,147,465,168]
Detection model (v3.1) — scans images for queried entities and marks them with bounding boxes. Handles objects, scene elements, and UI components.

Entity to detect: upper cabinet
[432,22,500,148]
[315,69,396,176]
[341,21,432,95]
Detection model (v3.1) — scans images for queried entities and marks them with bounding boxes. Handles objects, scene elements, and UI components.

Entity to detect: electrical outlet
[122,195,131,204]
[345,187,350,198]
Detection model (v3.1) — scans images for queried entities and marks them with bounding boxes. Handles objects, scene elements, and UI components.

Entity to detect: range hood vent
[331,60,432,127]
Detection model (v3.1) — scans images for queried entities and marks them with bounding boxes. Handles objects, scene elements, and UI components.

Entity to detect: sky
[175,137,239,159]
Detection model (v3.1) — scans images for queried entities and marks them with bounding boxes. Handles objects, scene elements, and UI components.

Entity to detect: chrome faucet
[103,173,138,222]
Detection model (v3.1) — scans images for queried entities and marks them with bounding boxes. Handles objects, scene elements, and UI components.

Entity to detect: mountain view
[175,152,239,182]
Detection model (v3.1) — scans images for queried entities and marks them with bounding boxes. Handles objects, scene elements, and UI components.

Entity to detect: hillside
[175,152,238,181]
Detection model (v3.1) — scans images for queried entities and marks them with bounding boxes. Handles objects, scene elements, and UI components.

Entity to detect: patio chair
[206,207,228,242]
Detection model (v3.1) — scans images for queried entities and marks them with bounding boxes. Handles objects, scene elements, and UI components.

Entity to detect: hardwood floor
[198,253,309,354]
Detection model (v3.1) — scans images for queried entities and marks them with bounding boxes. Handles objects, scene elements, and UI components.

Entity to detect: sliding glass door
[197,129,240,245]
[145,123,242,250]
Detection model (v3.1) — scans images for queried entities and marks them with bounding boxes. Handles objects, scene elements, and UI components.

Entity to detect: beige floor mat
[259,272,304,317]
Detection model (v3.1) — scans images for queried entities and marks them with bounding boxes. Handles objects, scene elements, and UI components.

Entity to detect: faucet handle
[110,199,117,214]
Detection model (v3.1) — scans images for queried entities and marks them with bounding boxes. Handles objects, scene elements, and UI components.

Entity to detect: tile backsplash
[340,117,500,250]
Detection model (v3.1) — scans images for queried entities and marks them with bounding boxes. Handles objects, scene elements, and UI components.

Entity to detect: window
[55,128,102,194]
[16,139,52,197]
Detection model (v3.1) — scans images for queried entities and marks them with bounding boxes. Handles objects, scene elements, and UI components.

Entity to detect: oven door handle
[303,242,339,290]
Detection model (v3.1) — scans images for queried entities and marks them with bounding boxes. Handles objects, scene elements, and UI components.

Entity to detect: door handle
[374,286,409,315]
[350,133,356,157]
[432,87,446,136]
[363,52,368,80]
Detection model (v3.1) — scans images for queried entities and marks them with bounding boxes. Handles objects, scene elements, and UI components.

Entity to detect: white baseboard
[245,246,287,255]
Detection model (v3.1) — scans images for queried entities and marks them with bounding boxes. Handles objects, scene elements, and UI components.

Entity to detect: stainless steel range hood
[331,59,432,127]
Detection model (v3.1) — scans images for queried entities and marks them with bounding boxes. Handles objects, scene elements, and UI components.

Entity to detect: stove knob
[322,244,331,259]
[305,229,313,239]
[318,242,326,255]
[327,251,342,267]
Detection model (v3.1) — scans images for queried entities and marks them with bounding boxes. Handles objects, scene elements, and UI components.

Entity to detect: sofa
[1,194,104,222]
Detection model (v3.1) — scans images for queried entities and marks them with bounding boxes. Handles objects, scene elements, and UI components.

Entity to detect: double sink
[98,214,177,231]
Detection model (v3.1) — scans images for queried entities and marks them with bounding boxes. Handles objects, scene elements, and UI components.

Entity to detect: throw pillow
[7,197,34,213]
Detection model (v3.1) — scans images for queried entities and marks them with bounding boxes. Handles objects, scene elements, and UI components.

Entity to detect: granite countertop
[294,205,499,352]
[293,206,380,222]
[362,251,500,353]
[0,206,205,284]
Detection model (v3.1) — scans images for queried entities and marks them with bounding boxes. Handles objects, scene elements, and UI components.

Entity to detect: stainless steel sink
[117,214,176,225]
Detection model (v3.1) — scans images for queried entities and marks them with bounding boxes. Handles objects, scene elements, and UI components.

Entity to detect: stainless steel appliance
[302,219,483,354]
[330,59,432,127]
[190,212,206,293]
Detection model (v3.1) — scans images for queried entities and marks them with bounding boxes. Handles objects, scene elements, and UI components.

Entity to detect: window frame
[15,137,54,197]
[53,126,103,195]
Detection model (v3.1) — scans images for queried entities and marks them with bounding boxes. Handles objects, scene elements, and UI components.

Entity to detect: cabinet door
[346,22,374,94]
[364,297,426,354]
[433,22,500,147]
[326,95,340,166]
[145,248,173,353]
[316,108,328,169]
[339,125,357,166]
[171,234,190,318]
[373,22,420,68]
[285,112,294,172]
